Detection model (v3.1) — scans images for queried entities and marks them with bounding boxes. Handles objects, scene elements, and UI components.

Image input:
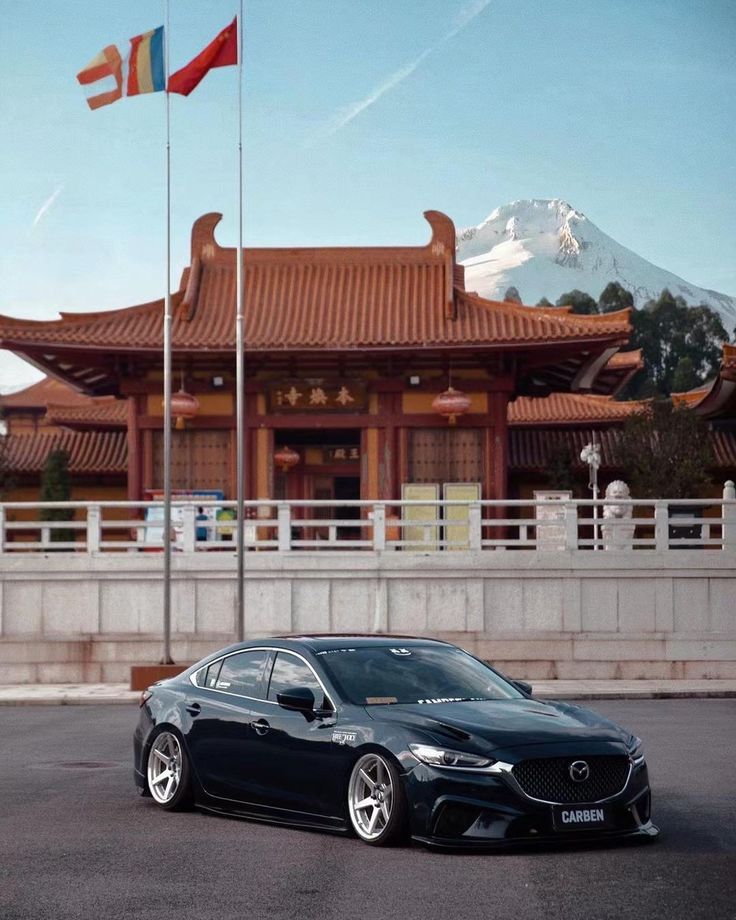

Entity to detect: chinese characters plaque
[266,380,367,413]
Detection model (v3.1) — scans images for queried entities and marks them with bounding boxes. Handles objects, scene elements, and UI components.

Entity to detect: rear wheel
[348,752,408,846]
[146,730,193,811]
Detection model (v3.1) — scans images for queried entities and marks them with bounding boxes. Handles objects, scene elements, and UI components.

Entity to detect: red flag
[168,17,237,96]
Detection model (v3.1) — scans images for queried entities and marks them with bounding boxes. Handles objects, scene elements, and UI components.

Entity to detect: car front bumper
[404,755,658,849]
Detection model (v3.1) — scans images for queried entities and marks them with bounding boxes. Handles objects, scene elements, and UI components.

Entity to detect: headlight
[628,737,645,763]
[409,743,493,769]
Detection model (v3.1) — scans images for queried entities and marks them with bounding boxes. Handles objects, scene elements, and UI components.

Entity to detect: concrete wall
[0,550,734,683]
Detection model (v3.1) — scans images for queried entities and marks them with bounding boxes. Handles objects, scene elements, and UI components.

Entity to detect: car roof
[218,634,450,655]
[286,634,450,650]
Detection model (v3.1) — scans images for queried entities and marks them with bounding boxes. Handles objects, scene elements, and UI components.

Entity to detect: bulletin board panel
[443,482,481,550]
[401,483,440,551]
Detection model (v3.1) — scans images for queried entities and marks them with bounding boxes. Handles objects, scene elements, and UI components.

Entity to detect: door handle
[251,718,270,736]
[185,701,201,716]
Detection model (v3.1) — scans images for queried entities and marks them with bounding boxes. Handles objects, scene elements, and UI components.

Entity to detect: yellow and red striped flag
[77,27,165,110]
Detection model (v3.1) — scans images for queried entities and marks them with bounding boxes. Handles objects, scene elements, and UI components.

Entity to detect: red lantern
[169,388,199,430]
[432,386,471,425]
[274,445,300,472]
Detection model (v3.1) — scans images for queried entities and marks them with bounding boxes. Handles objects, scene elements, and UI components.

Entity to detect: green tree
[671,356,700,393]
[598,281,634,313]
[545,440,577,493]
[503,285,522,303]
[536,296,553,307]
[616,400,712,499]
[39,449,75,544]
[629,289,727,396]
[555,289,598,314]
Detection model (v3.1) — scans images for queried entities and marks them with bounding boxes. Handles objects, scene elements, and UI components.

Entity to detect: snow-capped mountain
[457,199,736,323]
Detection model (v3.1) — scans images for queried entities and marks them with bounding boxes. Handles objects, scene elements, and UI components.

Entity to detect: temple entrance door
[274,430,361,544]
[305,474,361,542]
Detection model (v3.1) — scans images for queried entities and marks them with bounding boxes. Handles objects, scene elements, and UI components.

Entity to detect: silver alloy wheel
[348,753,394,841]
[147,731,183,805]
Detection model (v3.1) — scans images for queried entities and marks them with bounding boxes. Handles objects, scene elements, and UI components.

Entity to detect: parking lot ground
[0,699,734,920]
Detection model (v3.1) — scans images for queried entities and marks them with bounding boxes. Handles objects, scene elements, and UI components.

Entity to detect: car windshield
[316,645,523,706]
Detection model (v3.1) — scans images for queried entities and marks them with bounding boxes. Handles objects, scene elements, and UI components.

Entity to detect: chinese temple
[4,209,731,509]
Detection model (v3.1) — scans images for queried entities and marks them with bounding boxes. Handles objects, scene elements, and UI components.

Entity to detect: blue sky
[1,0,735,388]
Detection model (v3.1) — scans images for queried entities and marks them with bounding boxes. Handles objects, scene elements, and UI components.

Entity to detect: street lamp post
[580,441,602,550]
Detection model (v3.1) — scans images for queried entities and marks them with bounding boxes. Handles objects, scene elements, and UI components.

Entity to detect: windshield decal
[316,649,357,655]
[417,697,485,704]
[418,697,464,704]
[389,648,412,656]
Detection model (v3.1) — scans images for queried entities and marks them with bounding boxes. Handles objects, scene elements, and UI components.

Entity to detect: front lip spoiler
[413,821,660,851]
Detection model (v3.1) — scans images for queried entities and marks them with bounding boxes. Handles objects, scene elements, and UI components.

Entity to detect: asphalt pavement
[0,700,734,920]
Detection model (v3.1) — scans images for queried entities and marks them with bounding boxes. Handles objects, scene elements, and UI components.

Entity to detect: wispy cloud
[308,0,492,145]
[31,185,64,233]
[447,0,494,38]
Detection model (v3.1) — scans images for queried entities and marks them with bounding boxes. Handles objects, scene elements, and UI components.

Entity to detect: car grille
[511,755,630,803]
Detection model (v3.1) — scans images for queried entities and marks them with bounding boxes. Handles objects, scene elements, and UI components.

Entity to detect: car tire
[145,728,193,811]
[347,752,408,846]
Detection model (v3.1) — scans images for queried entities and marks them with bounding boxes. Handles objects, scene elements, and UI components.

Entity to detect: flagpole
[235,0,246,643]
[162,0,174,664]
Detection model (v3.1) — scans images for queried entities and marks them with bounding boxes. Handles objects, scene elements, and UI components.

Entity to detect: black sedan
[134,635,659,848]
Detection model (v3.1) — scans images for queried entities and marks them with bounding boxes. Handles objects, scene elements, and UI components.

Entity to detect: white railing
[1,483,735,554]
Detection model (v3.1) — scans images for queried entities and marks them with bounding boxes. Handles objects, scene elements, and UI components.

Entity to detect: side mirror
[276,686,315,713]
[513,679,533,696]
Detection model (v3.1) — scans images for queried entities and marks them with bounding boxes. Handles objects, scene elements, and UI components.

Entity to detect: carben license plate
[552,805,613,831]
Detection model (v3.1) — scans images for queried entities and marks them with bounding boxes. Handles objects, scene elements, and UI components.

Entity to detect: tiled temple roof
[0,212,631,353]
[0,211,632,395]
[0,376,93,411]
[6,430,127,475]
[45,398,127,428]
[509,393,645,426]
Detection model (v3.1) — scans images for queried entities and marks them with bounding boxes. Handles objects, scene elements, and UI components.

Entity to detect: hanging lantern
[169,388,199,430]
[274,445,300,472]
[432,386,471,425]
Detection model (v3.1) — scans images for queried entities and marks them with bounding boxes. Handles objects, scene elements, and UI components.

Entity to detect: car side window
[213,650,269,698]
[197,659,223,689]
[267,652,329,709]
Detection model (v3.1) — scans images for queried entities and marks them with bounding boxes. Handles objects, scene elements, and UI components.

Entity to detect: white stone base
[1,550,734,682]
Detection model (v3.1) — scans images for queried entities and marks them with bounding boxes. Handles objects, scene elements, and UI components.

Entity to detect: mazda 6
[133,635,659,848]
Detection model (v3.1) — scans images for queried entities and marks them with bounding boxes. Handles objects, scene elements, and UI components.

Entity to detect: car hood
[364,698,631,753]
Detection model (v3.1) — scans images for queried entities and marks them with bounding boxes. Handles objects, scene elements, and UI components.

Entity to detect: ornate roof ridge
[187,210,457,265]
[456,289,631,336]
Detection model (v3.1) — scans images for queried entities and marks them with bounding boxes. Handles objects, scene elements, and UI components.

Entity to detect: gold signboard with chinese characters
[323,446,361,463]
[266,379,367,413]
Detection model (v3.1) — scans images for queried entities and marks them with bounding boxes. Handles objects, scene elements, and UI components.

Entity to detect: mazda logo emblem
[569,760,590,783]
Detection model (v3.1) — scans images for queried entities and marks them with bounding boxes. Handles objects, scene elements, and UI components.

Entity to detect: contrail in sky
[31,185,64,232]
[309,0,492,144]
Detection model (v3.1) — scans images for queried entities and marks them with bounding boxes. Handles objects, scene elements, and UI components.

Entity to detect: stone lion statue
[601,479,635,550]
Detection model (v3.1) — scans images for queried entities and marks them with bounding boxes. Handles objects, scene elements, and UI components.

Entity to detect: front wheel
[146,729,193,811]
[347,752,408,846]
